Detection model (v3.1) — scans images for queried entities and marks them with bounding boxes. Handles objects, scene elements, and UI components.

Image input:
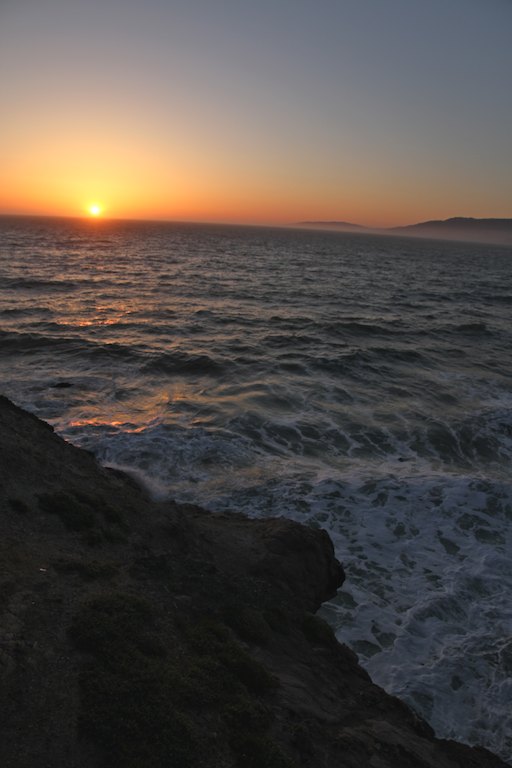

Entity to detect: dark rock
[0,395,507,768]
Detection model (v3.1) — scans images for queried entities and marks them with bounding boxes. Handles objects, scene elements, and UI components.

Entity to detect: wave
[0,329,143,362]
[309,346,428,374]
[262,332,322,348]
[0,306,52,317]
[453,322,492,335]
[143,349,225,376]
[1,277,79,291]
[319,320,402,338]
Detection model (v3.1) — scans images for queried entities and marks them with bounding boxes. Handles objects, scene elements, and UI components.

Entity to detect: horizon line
[1,211,512,249]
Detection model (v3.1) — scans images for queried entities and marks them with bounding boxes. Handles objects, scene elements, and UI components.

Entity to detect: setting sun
[88,204,102,217]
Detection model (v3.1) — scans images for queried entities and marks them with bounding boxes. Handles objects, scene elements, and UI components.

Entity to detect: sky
[1,0,511,226]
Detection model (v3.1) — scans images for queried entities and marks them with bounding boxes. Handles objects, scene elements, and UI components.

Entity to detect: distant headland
[297,217,512,246]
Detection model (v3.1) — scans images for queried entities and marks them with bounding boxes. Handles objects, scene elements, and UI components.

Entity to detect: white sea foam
[60,416,512,762]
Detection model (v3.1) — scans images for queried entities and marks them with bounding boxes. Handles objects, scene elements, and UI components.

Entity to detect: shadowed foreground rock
[0,395,507,767]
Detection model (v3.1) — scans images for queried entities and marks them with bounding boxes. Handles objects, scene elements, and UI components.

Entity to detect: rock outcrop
[0,395,507,767]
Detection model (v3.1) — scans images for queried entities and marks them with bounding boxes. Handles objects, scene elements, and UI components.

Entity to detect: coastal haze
[1,216,512,761]
[299,218,512,247]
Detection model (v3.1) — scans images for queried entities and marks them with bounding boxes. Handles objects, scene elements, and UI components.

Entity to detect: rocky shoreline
[0,395,507,767]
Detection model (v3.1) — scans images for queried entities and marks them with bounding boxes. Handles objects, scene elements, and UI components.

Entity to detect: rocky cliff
[0,395,507,767]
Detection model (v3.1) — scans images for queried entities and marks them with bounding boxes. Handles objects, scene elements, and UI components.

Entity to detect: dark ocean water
[1,215,512,760]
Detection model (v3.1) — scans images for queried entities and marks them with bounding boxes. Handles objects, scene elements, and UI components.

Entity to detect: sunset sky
[1,0,511,227]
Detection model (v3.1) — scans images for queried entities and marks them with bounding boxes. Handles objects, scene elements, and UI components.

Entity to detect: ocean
[1,215,511,761]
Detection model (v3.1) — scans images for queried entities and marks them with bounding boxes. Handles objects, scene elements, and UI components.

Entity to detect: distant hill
[297,217,512,246]
[389,217,512,246]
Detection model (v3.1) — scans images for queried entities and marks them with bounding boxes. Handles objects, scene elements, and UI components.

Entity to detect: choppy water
[1,215,512,761]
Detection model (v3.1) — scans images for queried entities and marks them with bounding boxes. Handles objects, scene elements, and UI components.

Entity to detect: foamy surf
[53,413,512,762]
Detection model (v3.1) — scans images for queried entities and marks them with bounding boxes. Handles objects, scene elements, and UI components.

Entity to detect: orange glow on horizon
[1,129,508,229]
[0,112,486,228]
